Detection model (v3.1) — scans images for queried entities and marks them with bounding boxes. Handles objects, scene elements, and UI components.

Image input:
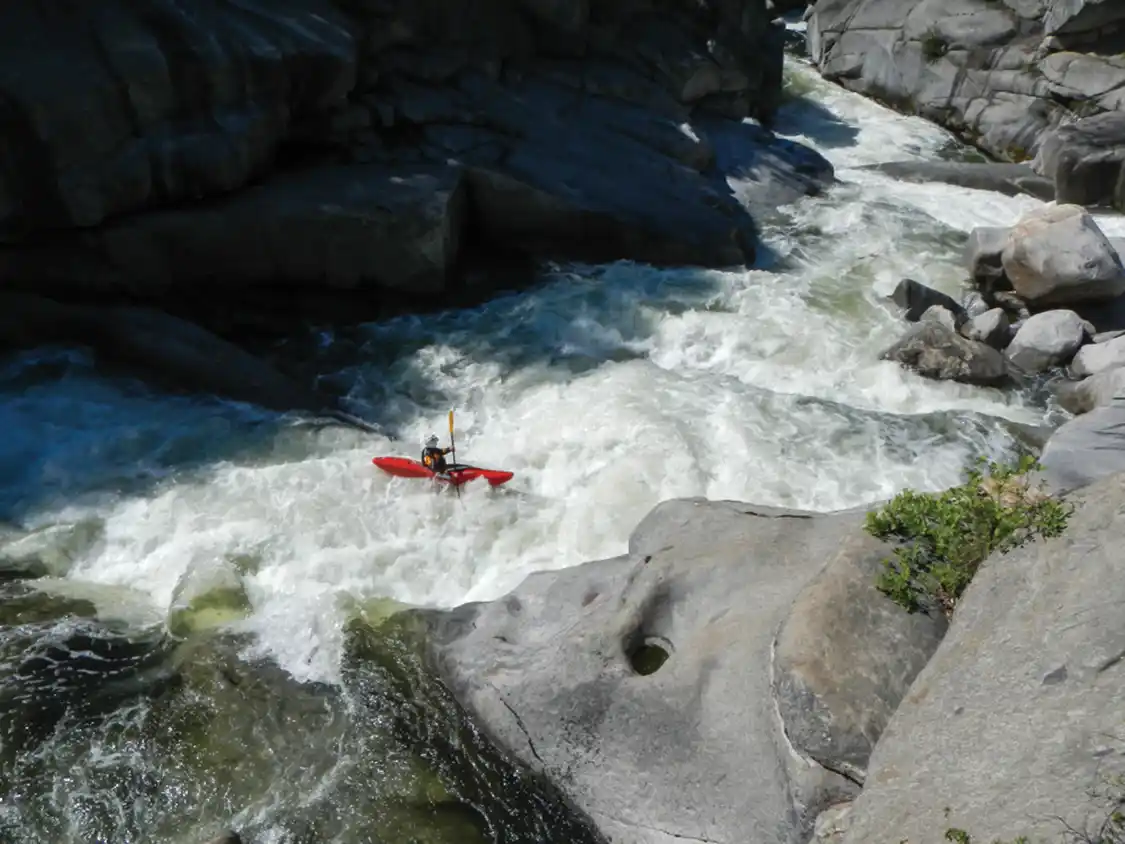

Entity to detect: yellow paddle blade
[448,409,454,434]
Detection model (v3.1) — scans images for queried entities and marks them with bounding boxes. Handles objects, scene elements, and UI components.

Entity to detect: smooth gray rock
[1036,111,1125,210]
[1039,401,1125,492]
[807,0,1125,163]
[881,321,1011,387]
[1055,365,1125,413]
[425,498,870,844]
[861,160,1055,200]
[1001,204,1125,306]
[1094,328,1125,343]
[964,227,1011,291]
[1070,333,1125,376]
[773,530,948,785]
[960,307,1012,350]
[840,469,1125,843]
[1006,308,1091,372]
[891,278,965,323]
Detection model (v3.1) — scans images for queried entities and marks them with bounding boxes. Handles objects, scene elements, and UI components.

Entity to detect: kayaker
[421,433,453,474]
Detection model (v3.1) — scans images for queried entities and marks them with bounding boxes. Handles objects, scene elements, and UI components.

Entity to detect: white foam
[6,58,1077,684]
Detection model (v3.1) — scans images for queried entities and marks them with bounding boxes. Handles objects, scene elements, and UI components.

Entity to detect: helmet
[424,433,439,448]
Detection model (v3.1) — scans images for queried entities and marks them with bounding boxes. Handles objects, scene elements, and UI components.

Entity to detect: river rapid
[3,56,1123,843]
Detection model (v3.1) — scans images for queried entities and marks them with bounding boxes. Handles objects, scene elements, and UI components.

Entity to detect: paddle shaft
[448,410,461,499]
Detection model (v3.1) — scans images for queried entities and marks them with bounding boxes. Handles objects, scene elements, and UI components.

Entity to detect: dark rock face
[0,0,832,330]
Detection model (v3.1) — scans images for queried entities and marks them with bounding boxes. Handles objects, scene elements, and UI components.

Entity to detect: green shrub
[864,455,1073,614]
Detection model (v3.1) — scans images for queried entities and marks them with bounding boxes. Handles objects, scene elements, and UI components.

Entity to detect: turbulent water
[4,56,1125,843]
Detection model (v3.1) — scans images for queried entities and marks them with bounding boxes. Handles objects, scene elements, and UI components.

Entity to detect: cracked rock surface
[806,0,1125,179]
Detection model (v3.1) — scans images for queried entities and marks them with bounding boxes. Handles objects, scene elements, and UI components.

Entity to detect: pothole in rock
[627,635,673,676]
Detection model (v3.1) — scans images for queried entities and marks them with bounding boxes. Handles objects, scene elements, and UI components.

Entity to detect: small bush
[865,455,1073,614]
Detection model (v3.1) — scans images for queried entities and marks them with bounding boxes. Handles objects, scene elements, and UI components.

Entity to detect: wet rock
[0,519,103,582]
[964,226,1010,292]
[1036,111,1125,210]
[425,499,871,844]
[807,0,1125,163]
[0,293,345,417]
[1070,333,1125,376]
[880,321,1010,387]
[1002,204,1125,306]
[1055,366,1125,413]
[838,469,1125,844]
[773,530,947,785]
[891,278,964,323]
[202,834,242,844]
[1039,400,1125,493]
[167,560,253,639]
[1005,309,1092,373]
[960,307,1011,350]
[861,160,1054,200]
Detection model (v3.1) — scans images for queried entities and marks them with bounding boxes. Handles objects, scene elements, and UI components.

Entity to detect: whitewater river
[5,57,1125,843]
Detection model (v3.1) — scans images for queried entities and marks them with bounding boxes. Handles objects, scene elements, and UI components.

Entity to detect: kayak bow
[372,456,515,488]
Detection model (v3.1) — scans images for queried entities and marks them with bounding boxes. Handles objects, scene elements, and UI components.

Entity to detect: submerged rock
[838,469,1125,844]
[424,498,940,844]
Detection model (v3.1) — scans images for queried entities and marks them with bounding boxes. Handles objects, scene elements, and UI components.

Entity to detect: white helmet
[424,433,439,448]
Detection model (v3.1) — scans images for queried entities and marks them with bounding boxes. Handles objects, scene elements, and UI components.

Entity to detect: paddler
[421,433,453,475]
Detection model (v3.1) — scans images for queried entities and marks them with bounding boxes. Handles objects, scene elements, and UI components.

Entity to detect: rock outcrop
[1039,400,1125,492]
[837,469,1125,844]
[806,0,1125,182]
[424,498,947,844]
[0,0,833,339]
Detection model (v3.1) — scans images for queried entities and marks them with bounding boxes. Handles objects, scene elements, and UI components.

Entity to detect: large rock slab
[425,499,875,844]
[807,0,1125,164]
[0,163,468,297]
[1001,204,1125,306]
[861,160,1055,200]
[839,469,1125,844]
[1039,400,1125,492]
[1035,111,1125,209]
[773,531,948,785]
[0,0,357,239]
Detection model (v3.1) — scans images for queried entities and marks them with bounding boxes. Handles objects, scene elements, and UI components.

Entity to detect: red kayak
[372,456,514,488]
